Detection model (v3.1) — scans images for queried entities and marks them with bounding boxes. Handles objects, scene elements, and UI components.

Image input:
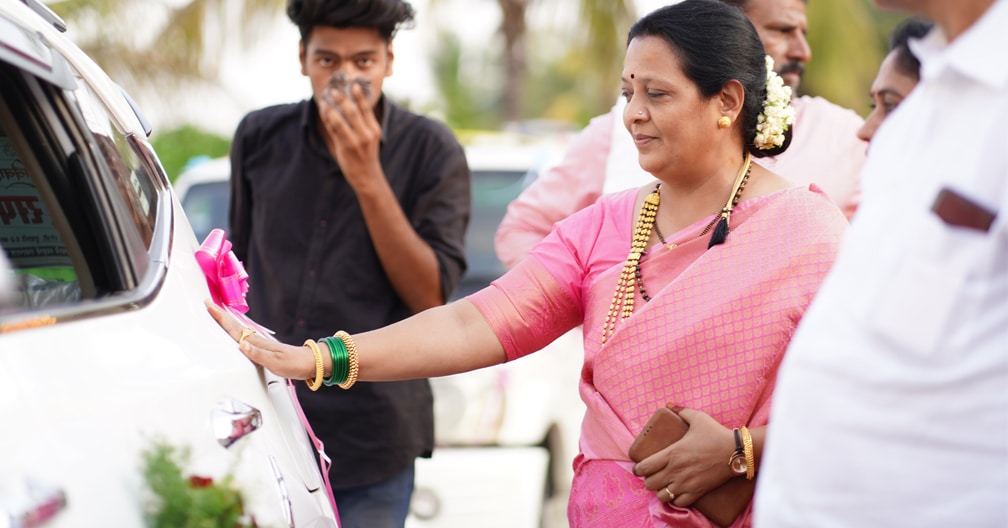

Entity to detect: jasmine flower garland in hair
[754,56,796,150]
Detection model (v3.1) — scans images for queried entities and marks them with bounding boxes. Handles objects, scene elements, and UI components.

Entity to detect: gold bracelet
[740,425,755,480]
[334,331,359,390]
[304,339,324,392]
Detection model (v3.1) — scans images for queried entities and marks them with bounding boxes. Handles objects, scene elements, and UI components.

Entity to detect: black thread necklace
[601,152,753,343]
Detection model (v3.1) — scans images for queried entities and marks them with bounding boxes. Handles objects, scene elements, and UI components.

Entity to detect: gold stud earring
[718,116,731,128]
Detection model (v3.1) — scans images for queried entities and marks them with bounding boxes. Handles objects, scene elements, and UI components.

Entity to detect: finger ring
[239,327,256,344]
[664,485,675,502]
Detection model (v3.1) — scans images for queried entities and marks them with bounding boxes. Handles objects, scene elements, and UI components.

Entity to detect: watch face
[730,453,748,475]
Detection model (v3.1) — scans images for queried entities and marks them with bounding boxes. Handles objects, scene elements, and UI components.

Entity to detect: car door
[0,6,336,526]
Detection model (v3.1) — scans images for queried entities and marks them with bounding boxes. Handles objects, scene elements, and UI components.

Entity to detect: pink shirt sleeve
[466,256,583,362]
[493,112,615,269]
[472,191,635,361]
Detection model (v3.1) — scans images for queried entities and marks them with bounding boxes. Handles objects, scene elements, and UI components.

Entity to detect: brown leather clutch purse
[628,405,755,528]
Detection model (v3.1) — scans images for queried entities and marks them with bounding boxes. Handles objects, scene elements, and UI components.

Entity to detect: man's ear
[385,42,395,78]
[719,79,745,122]
[299,40,308,76]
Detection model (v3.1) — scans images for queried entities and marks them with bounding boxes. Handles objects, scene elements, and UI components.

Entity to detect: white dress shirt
[755,2,1008,527]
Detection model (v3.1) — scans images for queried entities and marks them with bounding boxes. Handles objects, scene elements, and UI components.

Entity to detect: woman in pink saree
[207,2,847,526]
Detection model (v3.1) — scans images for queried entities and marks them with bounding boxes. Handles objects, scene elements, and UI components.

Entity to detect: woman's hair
[888,18,932,81]
[628,0,791,158]
[287,0,416,44]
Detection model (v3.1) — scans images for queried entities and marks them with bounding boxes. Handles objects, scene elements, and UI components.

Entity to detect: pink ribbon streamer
[196,228,339,522]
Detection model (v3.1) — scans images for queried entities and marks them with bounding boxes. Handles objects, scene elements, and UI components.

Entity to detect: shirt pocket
[868,205,994,355]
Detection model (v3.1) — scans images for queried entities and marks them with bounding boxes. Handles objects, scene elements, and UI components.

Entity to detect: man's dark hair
[888,17,932,81]
[286,0,416,43]
[716,0,808,10]
[630,0,792,158]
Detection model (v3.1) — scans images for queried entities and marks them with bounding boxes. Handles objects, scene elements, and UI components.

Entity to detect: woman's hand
[631,407,736,507]
[205,300,317,380]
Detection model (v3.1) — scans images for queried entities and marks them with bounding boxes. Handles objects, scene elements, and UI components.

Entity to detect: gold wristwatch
[729,428,747,475]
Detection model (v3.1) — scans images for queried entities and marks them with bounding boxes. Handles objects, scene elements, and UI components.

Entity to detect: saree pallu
[469,185,847,528]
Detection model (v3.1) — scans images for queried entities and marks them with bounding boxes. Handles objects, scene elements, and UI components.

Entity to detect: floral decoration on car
[141,439,259,528]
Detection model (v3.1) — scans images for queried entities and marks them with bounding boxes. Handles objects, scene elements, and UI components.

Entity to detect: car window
[180,180,229,243]
[0,54,168,318]
[70,70,159,249]
[0,73,85,309]
[451,168,530,300]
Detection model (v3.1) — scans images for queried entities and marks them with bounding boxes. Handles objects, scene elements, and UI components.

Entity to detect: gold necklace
[601,152,753,343]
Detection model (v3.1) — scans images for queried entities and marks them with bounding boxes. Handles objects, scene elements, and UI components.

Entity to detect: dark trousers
[332,463,415,528]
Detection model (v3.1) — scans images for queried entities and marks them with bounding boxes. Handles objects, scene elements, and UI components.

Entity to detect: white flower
[753,56,796,150]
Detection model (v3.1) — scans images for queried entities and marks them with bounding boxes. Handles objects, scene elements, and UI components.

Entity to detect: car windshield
[176,157,541,303]
[180,180,229,244]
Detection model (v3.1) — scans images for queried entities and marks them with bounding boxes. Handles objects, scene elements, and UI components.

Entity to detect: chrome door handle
[211,399,262,448]
[268,455,295,528]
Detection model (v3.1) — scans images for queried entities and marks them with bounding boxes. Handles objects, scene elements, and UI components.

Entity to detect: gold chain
[602,187,660,343]
[600,153,752,343]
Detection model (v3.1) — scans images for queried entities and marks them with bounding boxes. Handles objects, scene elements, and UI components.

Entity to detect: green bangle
[321,336,348,387]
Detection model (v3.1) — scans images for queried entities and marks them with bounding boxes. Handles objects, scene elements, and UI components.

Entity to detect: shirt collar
[911,0,1008,90]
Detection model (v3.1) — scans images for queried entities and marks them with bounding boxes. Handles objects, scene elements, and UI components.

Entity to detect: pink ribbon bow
[196,228,250,313]
[195,228,339,521]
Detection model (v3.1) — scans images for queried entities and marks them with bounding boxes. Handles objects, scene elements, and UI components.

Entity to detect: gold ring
[664,485,675,502]
[239,327,256,344]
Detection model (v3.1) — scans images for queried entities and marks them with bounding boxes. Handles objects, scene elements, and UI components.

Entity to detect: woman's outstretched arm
[206,298,506,382]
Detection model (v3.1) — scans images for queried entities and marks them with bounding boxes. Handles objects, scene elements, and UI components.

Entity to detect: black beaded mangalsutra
[601,152,753,343]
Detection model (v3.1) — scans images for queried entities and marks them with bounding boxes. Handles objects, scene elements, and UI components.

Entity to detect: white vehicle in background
[174,133,586,528]
[0,1,338,526]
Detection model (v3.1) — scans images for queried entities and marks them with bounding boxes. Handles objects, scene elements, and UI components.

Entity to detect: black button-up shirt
[229,96,471,489]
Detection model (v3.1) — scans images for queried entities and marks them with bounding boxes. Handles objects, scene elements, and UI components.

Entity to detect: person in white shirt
[494,0,866,269]
[755,1,1008,526]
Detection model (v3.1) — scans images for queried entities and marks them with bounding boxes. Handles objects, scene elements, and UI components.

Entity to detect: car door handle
[211,399,262,448]
[0,476,67,527]
[267,455,295,528]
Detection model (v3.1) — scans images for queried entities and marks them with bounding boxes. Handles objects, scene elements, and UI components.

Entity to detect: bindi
[630,73,635,79]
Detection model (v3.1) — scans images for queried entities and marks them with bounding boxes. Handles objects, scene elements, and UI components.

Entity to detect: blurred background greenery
[47,0,908,182]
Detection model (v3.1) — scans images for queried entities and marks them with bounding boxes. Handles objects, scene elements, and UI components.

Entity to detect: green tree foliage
[804,0,908,117]
[50,0,283,91]
[151,125,231,183]
[49,0,910,131]
[141,440,254,528]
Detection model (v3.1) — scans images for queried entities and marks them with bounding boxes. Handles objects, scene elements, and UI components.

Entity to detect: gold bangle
[334,331,359,390]
[740,426,755,480]
[304,339,324,392]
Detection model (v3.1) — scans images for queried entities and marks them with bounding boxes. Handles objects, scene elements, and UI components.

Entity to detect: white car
[0,2,338,526]
[174,136,586,528]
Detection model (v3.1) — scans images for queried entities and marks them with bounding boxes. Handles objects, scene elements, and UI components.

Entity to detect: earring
[718,116,731,128]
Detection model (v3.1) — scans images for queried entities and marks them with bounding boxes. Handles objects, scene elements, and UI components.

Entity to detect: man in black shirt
[228,1,471,526]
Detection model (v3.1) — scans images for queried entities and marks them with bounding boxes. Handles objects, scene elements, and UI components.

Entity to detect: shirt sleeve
[409,128,472,303]
[493,112,614,269]
[467,250,584,362]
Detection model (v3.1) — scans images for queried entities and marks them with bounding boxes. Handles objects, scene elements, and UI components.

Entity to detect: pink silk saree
[469,185,847,527]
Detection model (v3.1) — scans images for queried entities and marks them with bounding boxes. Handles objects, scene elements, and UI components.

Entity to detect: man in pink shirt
[495,0,865,268]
